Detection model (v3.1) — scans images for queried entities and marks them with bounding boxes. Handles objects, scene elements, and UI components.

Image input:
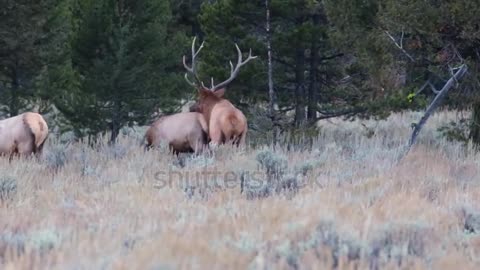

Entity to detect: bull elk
[144,112,209,154]
[183,37,256,147]
[0,112,49,160]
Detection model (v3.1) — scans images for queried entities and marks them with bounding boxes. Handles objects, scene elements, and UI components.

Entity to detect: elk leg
[237,126,248,148]
[35,140,47,160]
[209,122,224,145]
[192,135,208,155]
[9,148,19,163]
[192,141,206,155]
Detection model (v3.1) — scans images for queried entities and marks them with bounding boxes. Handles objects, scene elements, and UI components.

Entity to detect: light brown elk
[183,37,256,147]
[144,112,209,154]
[0,112,49,160]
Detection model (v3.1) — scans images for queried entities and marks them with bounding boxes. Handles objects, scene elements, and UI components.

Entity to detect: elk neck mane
[199,90,225,123]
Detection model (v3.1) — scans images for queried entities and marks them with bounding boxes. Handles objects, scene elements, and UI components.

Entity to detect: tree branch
[402,64,468,158]
[272,56,294,69]
[384,30,415,62]
[415,80,441,95]
[316,107,367,120]
[320,53,345,61]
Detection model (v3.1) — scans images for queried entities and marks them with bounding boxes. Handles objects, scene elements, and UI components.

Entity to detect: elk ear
[214,88,225,98]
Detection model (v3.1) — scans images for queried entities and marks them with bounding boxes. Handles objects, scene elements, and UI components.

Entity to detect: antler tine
[182,55,193,73]
[184,73,197,87]
[247,48,257,62]
[194,41,205,58]
[191,36,197,58]
[183,37,205,88]
[210,43,258,91]
[235,43,243,69]
[229,61,234,74]
[234,44,257,65]
[191,37,205,60]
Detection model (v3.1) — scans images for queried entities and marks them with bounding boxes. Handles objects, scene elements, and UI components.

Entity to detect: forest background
[1,0,479,144]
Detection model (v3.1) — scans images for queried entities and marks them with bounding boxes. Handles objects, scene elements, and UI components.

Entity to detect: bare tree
[384,29,469,159]
[265,0,278,145]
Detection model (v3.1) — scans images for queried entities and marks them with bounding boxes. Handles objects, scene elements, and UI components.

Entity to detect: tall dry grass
[0,110,479,270]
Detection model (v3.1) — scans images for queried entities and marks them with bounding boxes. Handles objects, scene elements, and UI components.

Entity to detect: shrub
[255,148,288,177]
[240,170,271,200]
[104,144,127,160]
[184,155,215,169]
[459,206,480,234]
[294,159,321,176]
[438,119,470,143]
[0,177,17,202]
[28,229,61,254]
[368,222,432,268]
[0,232,25,259]
[300,222,361,267]
[44,144,69,171]
[242,149,304,199]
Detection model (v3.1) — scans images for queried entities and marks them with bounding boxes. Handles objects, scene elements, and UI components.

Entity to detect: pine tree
[325,0,480,144]
[52,0,188,142]
[199,0,365,129]
[0,0,52,116]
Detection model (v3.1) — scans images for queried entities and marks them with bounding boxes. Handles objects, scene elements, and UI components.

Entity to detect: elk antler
[208,44,257,92]
[183,36,205,88]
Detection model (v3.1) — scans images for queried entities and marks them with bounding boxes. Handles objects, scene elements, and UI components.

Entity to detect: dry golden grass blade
[1,111,479,269]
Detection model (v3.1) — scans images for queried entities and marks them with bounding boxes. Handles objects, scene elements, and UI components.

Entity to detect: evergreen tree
[325,0,480,143]
[170,0,205,37]
[52,0,188,142]
[0,0,51,116]
[199,0,369,129]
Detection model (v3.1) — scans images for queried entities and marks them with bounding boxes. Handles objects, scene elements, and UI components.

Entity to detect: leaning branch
[415,80,441,95]
[402,64,468,157]
[316,107,367,120]
[384,30,415,62]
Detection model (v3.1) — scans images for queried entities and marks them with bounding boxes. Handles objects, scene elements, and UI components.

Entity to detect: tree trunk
[265,0,278,144]
[307,13,320,121]
[470,101,480,146]
[10,82,19,117]
[108,87,121,145]
[294,47,306,126]
[110,124,120,143]
[110,2,124,144]
[110,97,122,144]
[9,55,20,117]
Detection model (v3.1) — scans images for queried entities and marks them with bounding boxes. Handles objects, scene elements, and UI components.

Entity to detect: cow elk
[0,112,49,161]
[183,37,256,147]
[144,112,209,154]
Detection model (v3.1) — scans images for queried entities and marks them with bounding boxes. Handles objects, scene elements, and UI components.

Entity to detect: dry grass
[1,110,480,270]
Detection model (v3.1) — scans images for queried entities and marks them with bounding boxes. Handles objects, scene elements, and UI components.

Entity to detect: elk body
[183,37,256,146]
[0,112,49,159]
[144,112,209,154]
[189,88,247,146]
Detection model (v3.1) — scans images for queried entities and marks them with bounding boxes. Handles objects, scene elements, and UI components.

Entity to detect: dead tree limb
[402,64,468,157]
[415,80,441,95]
[384,30,415,62]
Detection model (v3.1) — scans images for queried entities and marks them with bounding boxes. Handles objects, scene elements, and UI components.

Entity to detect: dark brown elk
[144,112,209,154]
[183,37,256,147]
[0,112,49,160]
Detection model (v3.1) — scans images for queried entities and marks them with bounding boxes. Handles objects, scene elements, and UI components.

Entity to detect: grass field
[1,111,480,270]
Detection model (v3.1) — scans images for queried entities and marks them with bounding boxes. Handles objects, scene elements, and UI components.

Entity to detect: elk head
[183,37,257,114]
